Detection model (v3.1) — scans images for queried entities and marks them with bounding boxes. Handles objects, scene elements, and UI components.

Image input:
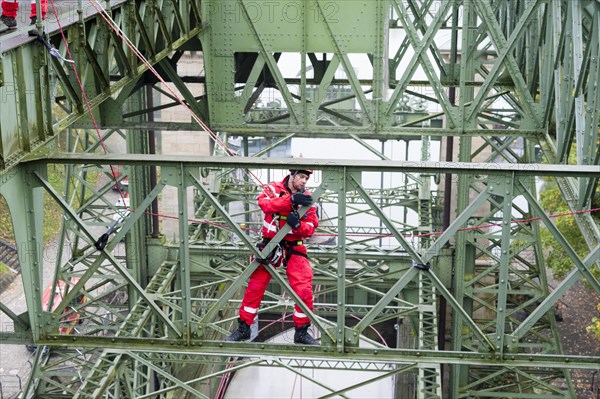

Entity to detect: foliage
[0,261,8,274]
[0,165,67,245]
[0,197,14,243]
[538,178,597,280]
[587,303,600,340]
[539,170,600,343]
[0,261,14,290]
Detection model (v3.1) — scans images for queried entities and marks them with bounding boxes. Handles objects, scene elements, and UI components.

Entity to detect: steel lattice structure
[1,0,599,398]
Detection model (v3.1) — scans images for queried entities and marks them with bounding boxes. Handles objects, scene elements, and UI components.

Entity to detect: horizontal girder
[24,153,600,177]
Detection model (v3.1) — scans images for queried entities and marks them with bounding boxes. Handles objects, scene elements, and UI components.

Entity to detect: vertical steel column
[450,0,478,395]
[336,168,347,350]
[177,166,192,339]
[491,174,515,353]
[125,89,149,294]
[3,167,46,398]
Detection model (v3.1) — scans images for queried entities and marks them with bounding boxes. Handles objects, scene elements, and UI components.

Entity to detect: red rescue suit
[1,0,47,20]
[238,175,318,328]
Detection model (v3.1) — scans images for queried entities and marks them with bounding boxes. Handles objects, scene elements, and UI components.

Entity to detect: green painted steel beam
[14,154,597,397]
[0,0,203,173]
[20,342,600,370]
[2,0,599,397]
[23,153,600,177]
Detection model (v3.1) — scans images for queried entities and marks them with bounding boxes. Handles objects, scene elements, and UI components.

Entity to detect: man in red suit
[227,169,319,345]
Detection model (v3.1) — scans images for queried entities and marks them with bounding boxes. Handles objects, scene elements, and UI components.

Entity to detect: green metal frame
[5,155,599,398]
[1,0,599,398]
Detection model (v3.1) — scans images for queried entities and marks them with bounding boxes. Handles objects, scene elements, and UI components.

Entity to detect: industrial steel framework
[0,0,599,398]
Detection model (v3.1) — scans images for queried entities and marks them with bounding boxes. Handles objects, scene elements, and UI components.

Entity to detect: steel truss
[0,0,599,398]
[2,156,598,398]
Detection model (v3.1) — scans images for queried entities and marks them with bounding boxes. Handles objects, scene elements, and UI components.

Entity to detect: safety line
[47,1,597,244]
[135,206,600,241]
[48,0,270,208]
[85,0,227,148]
[84,0,269,192]
[47,0,128,205]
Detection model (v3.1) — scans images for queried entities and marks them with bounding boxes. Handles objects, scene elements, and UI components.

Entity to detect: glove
[286,211,301,229]
[291,192,313,207]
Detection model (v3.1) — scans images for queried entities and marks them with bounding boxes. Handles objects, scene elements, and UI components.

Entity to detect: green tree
[539,177,600,342]
[538,178,597,280]
[587,304,600,340]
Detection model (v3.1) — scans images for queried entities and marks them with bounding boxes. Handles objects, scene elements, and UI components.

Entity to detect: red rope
[82,0,269,191]
[48,0,131,205]
[47,1,599,243]
[131,207,600,241]
[414,206,600,239]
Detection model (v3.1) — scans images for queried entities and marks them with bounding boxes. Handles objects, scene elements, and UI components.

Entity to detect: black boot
[226,318,251,342]
[294,324,319,345]
[1,14,17,29]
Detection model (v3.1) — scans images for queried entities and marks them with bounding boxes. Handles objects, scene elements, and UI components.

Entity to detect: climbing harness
[252,239,285,268]
[283,240,308,266]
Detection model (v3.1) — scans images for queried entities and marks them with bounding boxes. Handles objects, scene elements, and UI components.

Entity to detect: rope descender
[28,29,74,63]
[412,260,431,271]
